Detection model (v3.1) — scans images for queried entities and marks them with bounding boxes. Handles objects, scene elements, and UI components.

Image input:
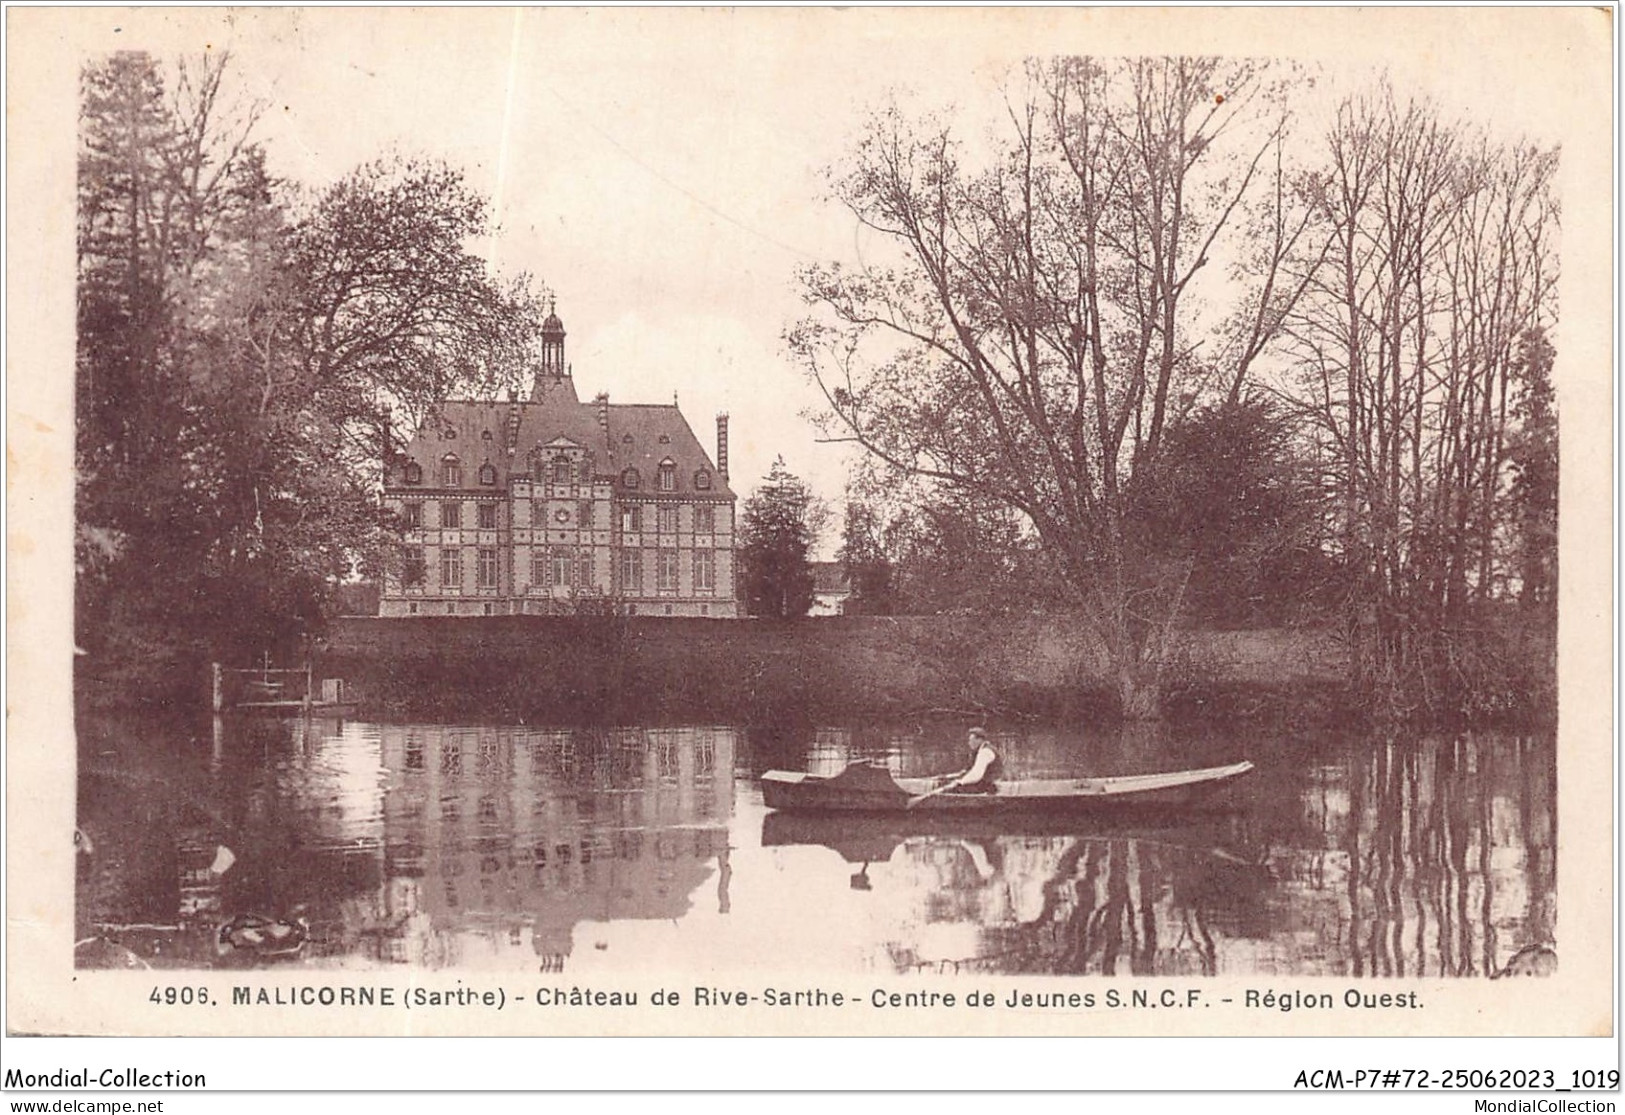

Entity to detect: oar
[906,781,960,809]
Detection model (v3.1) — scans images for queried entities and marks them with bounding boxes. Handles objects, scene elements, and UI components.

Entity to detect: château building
[379,309,738,617]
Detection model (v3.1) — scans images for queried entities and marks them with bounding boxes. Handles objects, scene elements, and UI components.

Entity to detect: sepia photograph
[5,2,1616,1088]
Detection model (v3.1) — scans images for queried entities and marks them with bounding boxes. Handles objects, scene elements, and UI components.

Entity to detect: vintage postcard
[5,4,1614,1063]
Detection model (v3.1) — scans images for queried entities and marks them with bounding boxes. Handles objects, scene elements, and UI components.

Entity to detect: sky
[31,7,1606,551]
[165,8,1014,538]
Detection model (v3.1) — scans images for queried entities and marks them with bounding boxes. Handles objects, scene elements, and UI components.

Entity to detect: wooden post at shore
[211,662,224,713]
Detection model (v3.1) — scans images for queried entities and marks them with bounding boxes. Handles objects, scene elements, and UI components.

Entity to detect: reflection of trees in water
[1270,734,1555,978]
[870,734,1552,979]
[881,833,1264,977]
[989,838,1261,976]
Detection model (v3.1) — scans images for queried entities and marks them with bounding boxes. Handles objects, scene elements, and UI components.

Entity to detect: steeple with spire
[532,299,575,403]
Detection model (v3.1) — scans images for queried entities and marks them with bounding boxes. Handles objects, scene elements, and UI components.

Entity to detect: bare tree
[789,57,1311,717]
[1282,86,1558,717]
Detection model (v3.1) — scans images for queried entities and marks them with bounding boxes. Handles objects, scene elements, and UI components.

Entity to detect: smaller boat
[217,913,309,959]
[760,759,1255,814]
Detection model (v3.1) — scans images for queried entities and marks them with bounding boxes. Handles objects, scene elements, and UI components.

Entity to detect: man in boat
[940,726,1002,794]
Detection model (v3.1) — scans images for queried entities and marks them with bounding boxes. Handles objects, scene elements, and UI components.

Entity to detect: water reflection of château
[333,724,736,968]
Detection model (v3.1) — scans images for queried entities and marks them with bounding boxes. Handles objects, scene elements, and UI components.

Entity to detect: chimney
[716,414,729,479]
[595,392,610,443]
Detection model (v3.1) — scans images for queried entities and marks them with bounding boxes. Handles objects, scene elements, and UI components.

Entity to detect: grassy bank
[318,615,1351,725]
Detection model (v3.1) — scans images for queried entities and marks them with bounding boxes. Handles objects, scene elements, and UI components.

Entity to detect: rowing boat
[759,759,1255,814]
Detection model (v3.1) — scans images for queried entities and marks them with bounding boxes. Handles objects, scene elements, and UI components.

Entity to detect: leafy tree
[739,457,817,619]
[75,52,552,702]
[1507,326,1557,615]
[1125,400,1330,627]
[76,51,280,687]
[884,491,1057,615]
[285,156,550,467]
[837,499,893,615]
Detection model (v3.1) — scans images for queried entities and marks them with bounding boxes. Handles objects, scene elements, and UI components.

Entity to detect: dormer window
[404,462,423,485]
[478,463,497,486]
[621,467,641,490]
[694,469,712,490]
[441,456,462,488]
[552,456,572,485]
[658,460,677,492]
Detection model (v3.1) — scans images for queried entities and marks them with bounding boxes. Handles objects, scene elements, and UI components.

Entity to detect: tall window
[619,549,643,595]
[693,505,714,534]
[658,463,677,492]
[657,505,679,533]
[578,548,593,588]
[440,548,462,592]
[477,503,497,529]
[549,546,573,588]
[441,457,462,487]
[477,548,500,589]
[441,501,462,529]
[621,504,641,533]
[403,547,427,588]
[530,550,547,591]
[402,502,423,529]
[578,500,594,528]
[657,550,681,595]
[692,549,715,595]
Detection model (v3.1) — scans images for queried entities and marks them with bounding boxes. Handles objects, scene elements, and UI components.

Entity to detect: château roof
[387,380,734,499]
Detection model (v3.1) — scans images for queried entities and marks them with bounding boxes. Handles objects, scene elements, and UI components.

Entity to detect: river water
[75,716,1555,978]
